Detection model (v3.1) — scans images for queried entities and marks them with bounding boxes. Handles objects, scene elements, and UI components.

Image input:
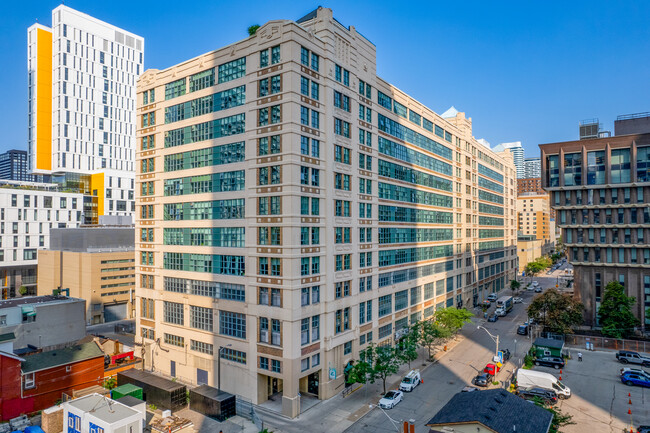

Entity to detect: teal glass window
[393,101,407,118]
[563,152,582,186]
[164,113,245,148]
[637,147,650,182]
[164,141,244,171]
[378,205,453,224]
[378,159,452,192]
[165,78,186,100]
[378,182,453,207]
[409,110,421,126]
[189,68,215,92]
[377,91,392,110]
[218,57,246,84]
[547,155,559,187]
[378,115,453,161]
[378,137,452,176]
[611,148,631,183]
[587,150,606,185]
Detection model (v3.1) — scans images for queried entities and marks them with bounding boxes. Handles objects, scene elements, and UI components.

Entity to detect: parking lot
[533,348,649,432]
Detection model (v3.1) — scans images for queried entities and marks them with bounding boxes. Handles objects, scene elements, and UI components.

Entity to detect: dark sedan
[487,314,498,322]
[517,387,558,405]
[473,373,492,387]
[534,356,565,369]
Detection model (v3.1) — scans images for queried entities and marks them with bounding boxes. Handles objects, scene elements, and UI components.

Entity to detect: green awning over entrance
[21,306,36,316]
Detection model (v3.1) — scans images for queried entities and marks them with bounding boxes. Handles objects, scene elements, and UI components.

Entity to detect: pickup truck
[616,350,650,367]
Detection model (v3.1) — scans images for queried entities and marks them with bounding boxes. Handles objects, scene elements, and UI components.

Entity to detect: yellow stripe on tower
[91,172,105,216]
[36,28,52,171]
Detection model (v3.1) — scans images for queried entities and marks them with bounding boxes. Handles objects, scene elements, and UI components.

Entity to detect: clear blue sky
[2,1,649,157]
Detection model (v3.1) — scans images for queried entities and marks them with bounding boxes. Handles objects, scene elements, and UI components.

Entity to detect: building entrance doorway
[307,371,319,395]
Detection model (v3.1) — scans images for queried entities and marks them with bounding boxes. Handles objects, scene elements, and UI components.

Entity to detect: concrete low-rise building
[37,225,135,324]
[63,393,143,433]
[0,295,86,352]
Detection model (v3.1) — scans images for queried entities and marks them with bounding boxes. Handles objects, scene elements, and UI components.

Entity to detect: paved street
[345,288,534,433]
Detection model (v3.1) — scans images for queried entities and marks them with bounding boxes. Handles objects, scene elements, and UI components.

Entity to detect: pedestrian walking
[578,352,582,361]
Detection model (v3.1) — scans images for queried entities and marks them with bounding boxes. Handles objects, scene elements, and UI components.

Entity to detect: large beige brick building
[134,7,517,417]
[37,226,135,324]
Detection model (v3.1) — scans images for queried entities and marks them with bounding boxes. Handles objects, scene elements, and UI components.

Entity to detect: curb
[342,334,466,431]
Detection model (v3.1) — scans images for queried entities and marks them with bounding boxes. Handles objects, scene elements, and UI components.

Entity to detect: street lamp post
[477,326,500,360]
[218,344,232,392]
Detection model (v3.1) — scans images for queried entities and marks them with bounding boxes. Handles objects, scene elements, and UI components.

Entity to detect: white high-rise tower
[493,141,525,179]
[27,5,143,222]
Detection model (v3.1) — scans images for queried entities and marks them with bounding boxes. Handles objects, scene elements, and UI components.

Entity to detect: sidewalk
[251,333,467,433]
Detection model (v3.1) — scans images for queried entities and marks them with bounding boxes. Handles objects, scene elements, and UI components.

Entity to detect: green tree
[533,398,575,432]
[348,344,402,394]
[527,289,584,334]
[102,377,117,390]
[412,320,450,360]
[247,25,260,36]
[434,307,473,335]
[510,279,521,296]
[598,281,639,338]
[397,330,419,369]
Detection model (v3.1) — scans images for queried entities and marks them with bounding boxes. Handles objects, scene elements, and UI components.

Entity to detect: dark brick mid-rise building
[0,150,34,182]
[540,132,650,328]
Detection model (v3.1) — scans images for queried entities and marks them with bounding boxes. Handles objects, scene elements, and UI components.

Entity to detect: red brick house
[0,341,105,421]
[0,346,24,421]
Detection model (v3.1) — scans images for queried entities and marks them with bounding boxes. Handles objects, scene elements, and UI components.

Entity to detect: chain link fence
[564,334,649,352]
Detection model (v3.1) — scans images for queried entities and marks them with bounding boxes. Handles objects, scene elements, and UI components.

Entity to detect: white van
[487,293,498,302]
[399,369,421,392]
[516,368,571,398]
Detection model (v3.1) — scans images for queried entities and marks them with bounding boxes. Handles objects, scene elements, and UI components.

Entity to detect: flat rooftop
[66,393,140,424]
[0,295,81,309]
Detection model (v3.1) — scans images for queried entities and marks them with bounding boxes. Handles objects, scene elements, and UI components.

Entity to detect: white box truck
[516,368,571,399]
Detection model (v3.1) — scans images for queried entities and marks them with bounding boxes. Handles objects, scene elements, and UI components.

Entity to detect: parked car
[481,300,492,307]
[487,293,498,302]
[534,287,543,293]
[621,372,650,388]
[487,314,498,322]
[501,349,511,361]
[534,356,565,369]
[379,390,404,409]
[637,426,650,433]
[461,385,480,392]
[616,351,650,367]
[513,297,523,304]
[516,387,558,405]
[473,373,492,387]
[532,281,539,287]
[399,369,421,392]
[620,368,650,380]
[517,324,529,336]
